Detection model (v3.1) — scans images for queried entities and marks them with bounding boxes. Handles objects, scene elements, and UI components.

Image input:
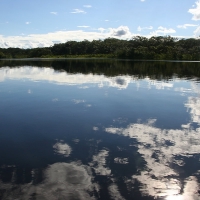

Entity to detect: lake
[0,59,200,200]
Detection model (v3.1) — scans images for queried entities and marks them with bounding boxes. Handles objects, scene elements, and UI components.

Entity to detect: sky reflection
[105,81,200,199]
[0,162,97,200]
[0,67,133,89]
[0,64,200,199]
[0,66,179,91]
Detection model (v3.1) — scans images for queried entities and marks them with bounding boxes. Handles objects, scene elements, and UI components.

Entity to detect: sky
[0,0,200,48]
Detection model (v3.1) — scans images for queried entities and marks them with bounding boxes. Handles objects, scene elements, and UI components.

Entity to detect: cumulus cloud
[150,26,176,36]
[110,26,131,37]
[71,9,86,14]
[98,27,106,33]
[0,26,135,48]
[188,0,200,21]
[25,22,31,25]
[0,25,181,49]
[137,25,153,31]
[177,24,198,29]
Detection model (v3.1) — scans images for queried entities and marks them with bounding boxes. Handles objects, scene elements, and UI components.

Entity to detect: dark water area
[0,59,200,200]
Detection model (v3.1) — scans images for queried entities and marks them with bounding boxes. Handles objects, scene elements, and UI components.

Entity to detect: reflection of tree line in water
[0,59,200,80]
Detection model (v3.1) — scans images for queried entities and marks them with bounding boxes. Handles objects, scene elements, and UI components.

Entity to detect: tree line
[1,59,200,80]
[0,36,200,60]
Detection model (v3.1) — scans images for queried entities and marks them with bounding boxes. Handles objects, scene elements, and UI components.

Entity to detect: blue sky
[0,0,199,48]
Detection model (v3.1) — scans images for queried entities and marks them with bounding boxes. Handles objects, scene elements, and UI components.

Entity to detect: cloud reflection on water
[105,82,200,199]
[0,67,132,89]
[90,149,111,176]
[0,66,176,91]
[0,162,98,200]
[53,142,72,157]
[1,66,200,199]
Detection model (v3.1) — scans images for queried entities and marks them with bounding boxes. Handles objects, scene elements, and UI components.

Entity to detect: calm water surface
[0,59,200,200]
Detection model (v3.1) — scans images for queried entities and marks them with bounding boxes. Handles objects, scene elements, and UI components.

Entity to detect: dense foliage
[0,36,200,60]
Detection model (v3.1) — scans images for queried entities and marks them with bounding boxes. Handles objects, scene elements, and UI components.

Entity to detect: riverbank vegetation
[0,36,200,60]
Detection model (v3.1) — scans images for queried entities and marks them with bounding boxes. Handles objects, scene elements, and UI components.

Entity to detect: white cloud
[25,22,30,25]
[137,25,153,31]
[188,0,200,21]
[77,25,90,28]
[0,24,191,49]
[50,12,57,15]
[83,5,92,8]
[71,9,86,14]
[140,0,145,2]
[98,27,106,33]
[0,30,101,48]
[177,24,198,29]
[0,26,136,48]
[110,25,132,37]
[150,26,176,36]
[193,25,200,37]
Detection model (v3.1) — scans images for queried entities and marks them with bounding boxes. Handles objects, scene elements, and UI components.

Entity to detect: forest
[0,36,200,60]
